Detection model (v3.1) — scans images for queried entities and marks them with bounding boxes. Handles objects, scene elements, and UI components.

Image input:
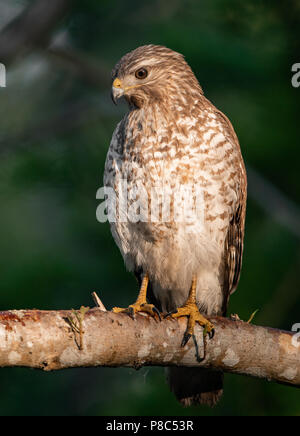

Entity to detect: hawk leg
[113,274,160,320]
[167,275,215,347]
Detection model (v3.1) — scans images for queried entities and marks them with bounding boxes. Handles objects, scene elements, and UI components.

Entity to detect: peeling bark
[0,308,299,387]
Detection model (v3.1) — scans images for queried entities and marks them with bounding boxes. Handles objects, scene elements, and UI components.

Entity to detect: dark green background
[0,0,299,416]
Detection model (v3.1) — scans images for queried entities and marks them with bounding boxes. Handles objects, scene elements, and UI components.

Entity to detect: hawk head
[111,45,202,108]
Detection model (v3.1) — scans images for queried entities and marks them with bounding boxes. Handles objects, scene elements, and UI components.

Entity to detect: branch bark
[0,308,299,388]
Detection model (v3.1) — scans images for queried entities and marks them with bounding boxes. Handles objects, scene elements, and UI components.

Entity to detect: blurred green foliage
[0,0,299,416]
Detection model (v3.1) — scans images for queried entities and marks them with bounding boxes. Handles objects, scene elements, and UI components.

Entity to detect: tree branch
[247,165,300,240]
[0,0,72,65]
[47,46,110,88]
[0,308,299,388]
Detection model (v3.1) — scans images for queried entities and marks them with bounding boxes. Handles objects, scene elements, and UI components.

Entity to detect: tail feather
[167,367,224,408]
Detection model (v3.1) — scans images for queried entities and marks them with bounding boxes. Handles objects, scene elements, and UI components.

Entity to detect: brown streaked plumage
[104,45,247,407]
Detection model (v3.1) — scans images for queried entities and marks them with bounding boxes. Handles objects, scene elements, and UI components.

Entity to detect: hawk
[104,45,247,407]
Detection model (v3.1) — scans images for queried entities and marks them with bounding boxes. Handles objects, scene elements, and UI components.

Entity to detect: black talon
[152,306,161,321]
[181,332,192,347]
[192,335,205,363]
[208,328,215,340]
[128,306,135,319]
[164,309,178,319]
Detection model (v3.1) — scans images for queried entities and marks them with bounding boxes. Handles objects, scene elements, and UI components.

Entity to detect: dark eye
[135,68,148,79]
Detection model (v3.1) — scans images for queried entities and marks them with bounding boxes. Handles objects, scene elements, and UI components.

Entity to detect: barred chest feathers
[104,100,240,314]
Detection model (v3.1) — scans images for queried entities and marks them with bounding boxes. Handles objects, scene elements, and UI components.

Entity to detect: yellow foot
[112,274,161,320]
[113,302,160,319]
[165,275,215,347]
[170,304,214,347]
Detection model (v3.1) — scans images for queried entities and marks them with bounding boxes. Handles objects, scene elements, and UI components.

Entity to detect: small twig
[67,306,90,350]
[230,313,241,321]
[247,309,259,324]
[92,292,107,311]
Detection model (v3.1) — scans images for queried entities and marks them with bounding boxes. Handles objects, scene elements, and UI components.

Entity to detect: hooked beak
[111,78,124,105]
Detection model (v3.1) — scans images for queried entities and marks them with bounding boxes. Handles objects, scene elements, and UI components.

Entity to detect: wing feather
[213,107,247,314]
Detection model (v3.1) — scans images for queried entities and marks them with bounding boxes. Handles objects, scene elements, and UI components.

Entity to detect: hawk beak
[111,78,124,105]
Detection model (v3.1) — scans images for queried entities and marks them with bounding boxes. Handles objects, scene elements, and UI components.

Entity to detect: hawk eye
[135,68,148,80]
